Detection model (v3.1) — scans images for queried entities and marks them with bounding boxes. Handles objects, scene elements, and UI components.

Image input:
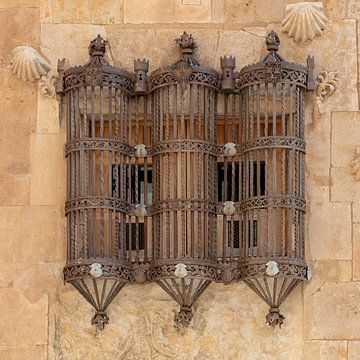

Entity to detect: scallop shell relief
[281,2,328,42]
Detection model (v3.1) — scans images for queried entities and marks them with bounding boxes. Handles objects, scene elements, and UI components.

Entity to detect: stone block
[331,112,360,168]
[330,167,360,202]
[0,174,29,205]
[306,260,352,284]
[306,112,330,195]
[303,340,347,360]
[352,224,360,280]
[40,0,123,24]
[305,178,329,203]
[0,346,47,360]
[348,0,360,19]
[0,0,39,7]
[0,8,39,62]
[224,0,284,24]
[0,263,63,303]
[353,202,360,224]
[36,95,60,134]
[0,68,37,176]
[40,24,107,68]
[107,28,218,72]
[124,0,175,23]
[272,20,358,113]
[349,341,360,360]
[0,288,47,346]
[212,0,224,23]
[30,133,66,205]
[307,202,352,260]
[175,0,212,23]
[305,282,360,339]
[0,206,65,263]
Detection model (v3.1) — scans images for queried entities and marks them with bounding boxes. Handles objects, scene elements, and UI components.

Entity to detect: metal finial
[266,30,280,52]
[89,34,107,57]
[175,31,196,54]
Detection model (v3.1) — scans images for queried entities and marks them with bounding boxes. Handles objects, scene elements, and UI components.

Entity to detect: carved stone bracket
[316,71,339,104]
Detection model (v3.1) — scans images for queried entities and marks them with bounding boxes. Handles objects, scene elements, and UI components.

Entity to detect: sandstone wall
[0,1,359,359]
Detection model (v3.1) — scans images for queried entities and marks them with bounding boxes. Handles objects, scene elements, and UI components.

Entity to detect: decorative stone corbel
[316,71,339,104]
[281,2,328,42]
[351,147,360,181]
[10,46,58,98]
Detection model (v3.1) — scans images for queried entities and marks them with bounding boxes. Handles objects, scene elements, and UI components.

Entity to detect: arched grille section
[230,31,309,327]
[62,35,135,330]
[147,32,220,329]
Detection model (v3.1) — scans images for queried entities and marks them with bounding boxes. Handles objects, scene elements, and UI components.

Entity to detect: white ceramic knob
[135,144,147,158]
[266,261,279,277]
[224,142,237,157]
[174,263,187,278]
[134,204,147,217]
[90,263,103,278]
[223,201,235,216]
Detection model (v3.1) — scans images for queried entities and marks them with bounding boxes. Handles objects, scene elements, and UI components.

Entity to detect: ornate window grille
[58,31,314,331]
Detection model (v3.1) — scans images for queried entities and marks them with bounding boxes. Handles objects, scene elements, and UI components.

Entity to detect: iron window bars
[58,31,314,331]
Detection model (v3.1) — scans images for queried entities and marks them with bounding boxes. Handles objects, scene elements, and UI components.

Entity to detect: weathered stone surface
[0,288,47,346]
[36,94,60,134]
[124,0,175,23]
[330,167,360,202]
[305,282,360,339]
[107,28,263,74]
[0,346,47,360]
[306,111,330,202]
[307,202,352,260]
[348,0,360,19]
[331,112,360,167]
[271,21,358,113]
[49,282,303,360]
[353,202,360,223]
[348,341,360,359]
[30,133,66,205]
[224,0,284,24]
[40,24,107,67]
[0,0,39,7]
[0,206,65,262]
[304,340,347,360]
[0,263,63,303]
[306,260,352,283]
[352,224,360,281]
[211,0,224,23]
[175,0,212,23]
[0,174,29,205]
[0,8,39,63]
[40,0,123,24]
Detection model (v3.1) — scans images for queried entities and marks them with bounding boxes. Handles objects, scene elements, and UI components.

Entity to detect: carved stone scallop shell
[10,46,51,82]
[281,2,328,42]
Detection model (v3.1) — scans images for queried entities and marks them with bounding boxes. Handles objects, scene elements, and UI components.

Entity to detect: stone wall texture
[1,0,360,359]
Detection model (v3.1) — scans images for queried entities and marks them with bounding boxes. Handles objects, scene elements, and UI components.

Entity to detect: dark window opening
[244,219,257,248]
[125,223,145,250]
[217,161,266,202]
[227,220,240,248]
[112,165,153,204]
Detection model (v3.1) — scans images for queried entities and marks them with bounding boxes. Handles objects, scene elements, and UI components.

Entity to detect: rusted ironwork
[59,30,312,331]
[227,30,309,327]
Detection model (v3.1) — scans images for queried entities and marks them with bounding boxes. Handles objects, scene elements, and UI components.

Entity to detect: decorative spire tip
[89,34,107,57]
[266,30,280,52]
